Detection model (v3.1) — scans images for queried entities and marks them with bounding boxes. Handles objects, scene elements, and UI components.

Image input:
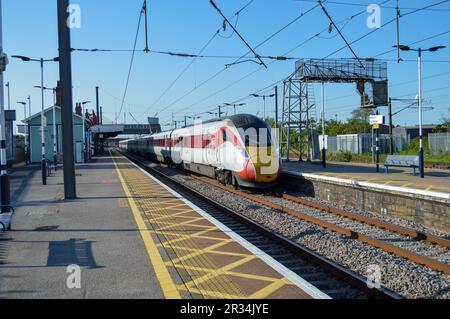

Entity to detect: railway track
[190,175,450,276]
[118,149,400,299]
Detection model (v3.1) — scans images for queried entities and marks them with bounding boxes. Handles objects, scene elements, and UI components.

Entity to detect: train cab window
[222,129,227,142]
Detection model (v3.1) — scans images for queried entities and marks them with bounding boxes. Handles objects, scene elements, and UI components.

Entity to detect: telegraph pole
[388,97,394,155]
[274,86,278,127]
[96,86,100,123]
[321,83,326,168]
[0,0,11,211]
[57,0,77,199]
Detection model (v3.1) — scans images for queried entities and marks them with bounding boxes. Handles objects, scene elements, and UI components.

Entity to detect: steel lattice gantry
[281,80,317,161]
[281,58,388,161]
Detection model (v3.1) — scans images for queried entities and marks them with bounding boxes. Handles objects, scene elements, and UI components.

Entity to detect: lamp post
[5,81,9,110]
[217,105,226,118]
[395,45,446,178]
[321,82,326,168]
[224,103,246,115]
[12,55,59,185]
[184,115,201,127]
[17,101,28,165]
[35,86,58,170]
[27,96,31,119]
[80,101,91,163]
[251,93,275,119]
[0,0,11,214]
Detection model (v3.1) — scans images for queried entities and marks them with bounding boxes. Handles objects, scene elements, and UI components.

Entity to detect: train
[118,114,282,189]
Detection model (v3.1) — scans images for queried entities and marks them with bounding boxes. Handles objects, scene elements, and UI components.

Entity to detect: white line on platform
[122,155,331,300]
[286,170,450,201]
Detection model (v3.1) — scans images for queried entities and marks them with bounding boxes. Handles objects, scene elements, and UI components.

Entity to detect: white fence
[429,133,450,156]
[320,134,408,154]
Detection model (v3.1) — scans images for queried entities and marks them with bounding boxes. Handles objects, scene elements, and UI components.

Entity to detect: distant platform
[283,160,450,201]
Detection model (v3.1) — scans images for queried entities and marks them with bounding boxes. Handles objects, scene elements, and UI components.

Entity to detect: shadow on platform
[47,238,103,269]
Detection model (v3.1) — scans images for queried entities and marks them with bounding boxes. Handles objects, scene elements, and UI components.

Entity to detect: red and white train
[118,114,282,189]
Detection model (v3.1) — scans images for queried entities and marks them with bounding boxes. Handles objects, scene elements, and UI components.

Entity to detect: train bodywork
[119,114,282,188]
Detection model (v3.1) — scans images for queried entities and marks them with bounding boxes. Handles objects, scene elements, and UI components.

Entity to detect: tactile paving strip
[113,155,314,299]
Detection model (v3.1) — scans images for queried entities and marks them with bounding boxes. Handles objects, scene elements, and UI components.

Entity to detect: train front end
[231,115,282,189]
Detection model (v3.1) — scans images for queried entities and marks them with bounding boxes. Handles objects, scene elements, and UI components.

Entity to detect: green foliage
[400,137,430,155]
[322,108,375,135]
[264,117,276,128]
[335,152,353,162]
[323,120,348,135]
[433,108,450,132]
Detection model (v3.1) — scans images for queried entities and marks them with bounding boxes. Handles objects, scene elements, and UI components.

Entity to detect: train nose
[247,147,280,183]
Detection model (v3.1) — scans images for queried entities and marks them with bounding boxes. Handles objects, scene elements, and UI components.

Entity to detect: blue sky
[3,0,450,130]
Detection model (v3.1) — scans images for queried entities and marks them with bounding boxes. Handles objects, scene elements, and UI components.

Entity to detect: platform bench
[384,155,420,176]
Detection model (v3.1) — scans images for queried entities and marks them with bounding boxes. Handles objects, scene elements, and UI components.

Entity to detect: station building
[23,106,91,164]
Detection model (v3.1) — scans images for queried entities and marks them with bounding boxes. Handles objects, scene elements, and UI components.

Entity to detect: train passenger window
[222,129,227,142]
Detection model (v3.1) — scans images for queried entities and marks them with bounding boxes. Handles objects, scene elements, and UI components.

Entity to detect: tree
[323,119,347,135]
[345,107,375,134]
[433,108,450,133]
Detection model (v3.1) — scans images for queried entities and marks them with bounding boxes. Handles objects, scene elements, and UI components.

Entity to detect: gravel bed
[284,190,450,239]
[148,164,450,299]
[260,195,450,265]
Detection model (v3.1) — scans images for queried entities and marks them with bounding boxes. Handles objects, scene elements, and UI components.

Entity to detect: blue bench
[384,155,420,176]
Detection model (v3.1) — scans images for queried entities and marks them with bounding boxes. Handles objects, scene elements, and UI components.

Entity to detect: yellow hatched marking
[111,153,181,299]
[181,255,257,288]
[168,240,234,264]
[152,229,217,246]
[248,280,288,299]
[113,151,308,299]
[176,286,243,299]
[159,245,250,258]
[173,265,286,284]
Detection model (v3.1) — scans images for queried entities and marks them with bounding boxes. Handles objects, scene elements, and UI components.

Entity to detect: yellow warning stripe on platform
[111,152,181,299]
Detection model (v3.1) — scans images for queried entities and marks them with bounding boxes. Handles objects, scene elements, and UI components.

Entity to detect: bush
[335,152,353,162]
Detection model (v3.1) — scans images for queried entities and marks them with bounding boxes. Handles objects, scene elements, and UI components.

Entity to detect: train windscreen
[231,115,273,148]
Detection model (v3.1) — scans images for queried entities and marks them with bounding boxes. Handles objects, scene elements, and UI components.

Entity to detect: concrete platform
[0,153,327,299]
[110,151,325,299]
[283,161,450,200]
[0,156,164,299]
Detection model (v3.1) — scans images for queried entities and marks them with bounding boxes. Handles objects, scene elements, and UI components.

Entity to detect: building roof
[393,125,437,130]
[22,105,90,125]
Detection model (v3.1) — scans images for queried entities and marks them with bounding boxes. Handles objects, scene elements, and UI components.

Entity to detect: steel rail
[117,149,400,299]
[192,175,450,276]
[281,194,450,249]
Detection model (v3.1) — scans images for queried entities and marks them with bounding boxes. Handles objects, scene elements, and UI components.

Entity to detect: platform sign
[369,115,385,125]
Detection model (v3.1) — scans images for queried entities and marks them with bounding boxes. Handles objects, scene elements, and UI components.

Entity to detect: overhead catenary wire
[295,0,450,11]
[155,3,321,121]
[193,0,447,118]
[116,2,144,123]
[317,0,366,68]
[209,0,267,68]
[324,0,450,59]
[149,0,256,117]
[172,0,391,120]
